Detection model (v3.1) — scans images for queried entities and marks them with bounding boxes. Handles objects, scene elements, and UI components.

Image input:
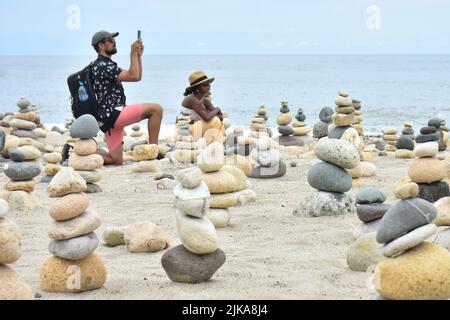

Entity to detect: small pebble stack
[130,124,143,138]
[10,97,41,140]
[291,107,312,145]
[174,113,198,163]
[381,128,398,152]
[250,136,286,179]
[277,100,305,147]
[351,98,364,136]
[41,148,63,184]
[313,107,333,139]
[69,115,104,193]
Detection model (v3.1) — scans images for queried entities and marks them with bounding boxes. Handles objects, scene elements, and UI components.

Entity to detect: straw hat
[185,71,215,92]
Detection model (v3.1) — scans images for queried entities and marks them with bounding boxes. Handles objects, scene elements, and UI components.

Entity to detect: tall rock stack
[130,124,144,138]
[410,127,449,203]
[291,108,313,145]
[41,150,63,184]
[277,100,304,147]
[372,196,450,300]
[428,117,447,152]
[401,122,415,140]
[0,199,34,299]
[313,107,333,139]
[249,114,269,139]
[352,187,391,239]
[10,97,40,140]
[4,143,42,211]
[161,166,226,283]
[174,114,198,163]
[40,167,107,292]
[381,128,398,153]
[68,115,104,194]
[250,136,286,179]
[294,138,359,217]
[352,98,364,136]
[132,143,160,174]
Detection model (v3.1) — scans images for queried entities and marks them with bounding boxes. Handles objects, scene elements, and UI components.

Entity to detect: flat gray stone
[356,187,387,204]
[418,181,450,203]
[161,245,226,283]
[85,183,102,194]
[8,148,26,162]
[376,198,437,244]
[40,175,53,184]
[51,126,64,135]
[4,161,41,181]
[278,125,294,136]
[328,126,351,139]
[10,129,37,139]
[356,203,391,222]
[70,114,99,139]
[48,232,99,260]
[307,162,352,193]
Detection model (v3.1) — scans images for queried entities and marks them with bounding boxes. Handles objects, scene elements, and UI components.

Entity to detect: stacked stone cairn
[41,148,63,184]
[161,166,226,283]
[432,197,450,251]
[4,139,42,211]
[409,127,449,203]
[294,137,359,217]
[249,113,269,139]
[132,142,161,174]
[352,187,391,240]
[68,115,104,194]
[428,117,447,152]
[250,135,286,179]
[401,122,415,140]
[199,142,253,227]
[223,128,254,177]
[313,107,333,139]
[0,199,34,299]
[10,97,41,140]
[352,98,364,136]
[372,192,450,299]
[130,124,144,138]
[174,113,198,163]
[40,167,107,292]
[277,100,304,147]
[382,128,398,153]
[291,107,312,145]
[64,117,74,131]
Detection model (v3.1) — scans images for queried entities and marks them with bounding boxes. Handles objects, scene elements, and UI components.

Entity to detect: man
[90,30,163,164]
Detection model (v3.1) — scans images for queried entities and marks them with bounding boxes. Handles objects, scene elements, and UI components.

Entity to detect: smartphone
[137,30,141,40]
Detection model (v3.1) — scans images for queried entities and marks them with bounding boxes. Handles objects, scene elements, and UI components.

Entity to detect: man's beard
[106,48,117,55]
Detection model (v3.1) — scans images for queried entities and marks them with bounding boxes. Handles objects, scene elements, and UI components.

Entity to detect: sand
[0,149,428,300]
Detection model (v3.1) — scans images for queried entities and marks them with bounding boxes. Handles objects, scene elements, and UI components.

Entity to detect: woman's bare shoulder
[182,94,201,108]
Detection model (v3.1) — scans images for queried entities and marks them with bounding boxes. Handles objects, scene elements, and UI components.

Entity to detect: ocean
[1,55,450,134]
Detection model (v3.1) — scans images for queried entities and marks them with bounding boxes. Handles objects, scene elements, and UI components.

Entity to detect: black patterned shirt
[91,55,126,128]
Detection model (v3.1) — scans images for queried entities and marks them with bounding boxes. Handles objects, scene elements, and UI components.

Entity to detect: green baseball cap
[91,30,119,46]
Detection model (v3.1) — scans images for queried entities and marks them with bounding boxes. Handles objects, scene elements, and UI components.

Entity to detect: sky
[1,0,450,55]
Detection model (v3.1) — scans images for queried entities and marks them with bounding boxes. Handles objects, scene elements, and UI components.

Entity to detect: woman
[178,71,225,145]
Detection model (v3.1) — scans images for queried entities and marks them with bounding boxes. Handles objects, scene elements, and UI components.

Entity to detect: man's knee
[143,103,163,118]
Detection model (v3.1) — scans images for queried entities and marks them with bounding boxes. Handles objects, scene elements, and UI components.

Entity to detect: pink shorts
[104,104,144,151]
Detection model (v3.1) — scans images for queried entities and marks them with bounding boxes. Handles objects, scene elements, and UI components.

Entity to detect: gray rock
[48,232,99,260]
[307,162,352,193]
[8,148,26,162]
[293,191,356,217]
[131,124,141,131]
[51,126,65,135]
[70,114,100,139]
[375,140,387,151]
[418,181,450,203]
[0,130,5,152]
[433,228,450,251]
[40,175,53,184]
[402,128,415,135]
[319,107,334,123]
[356,187,387,204]
[353,219,381,239]
[17,97,31,109]
[10,129,37,139]
[313,121,329,139]
[356,203,391,222]
[277,135,305,147]
[4,161,41,181]
[420,126,437,134]
[376,198,437,244]
[396,136,414,150]
[278,125,294,136]
[85,183,102,194]
[295,113,306,122]
[378,151,388,157]
[347,233,384,272]
[0,121,10,128]
[428,118,442,129]
[416,132,439,143]
[161,245,226,283]
[328,125,351,139]
[249,161,286,179]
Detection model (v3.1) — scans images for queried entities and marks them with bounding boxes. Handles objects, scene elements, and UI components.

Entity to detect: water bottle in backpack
[78,81,89,102]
